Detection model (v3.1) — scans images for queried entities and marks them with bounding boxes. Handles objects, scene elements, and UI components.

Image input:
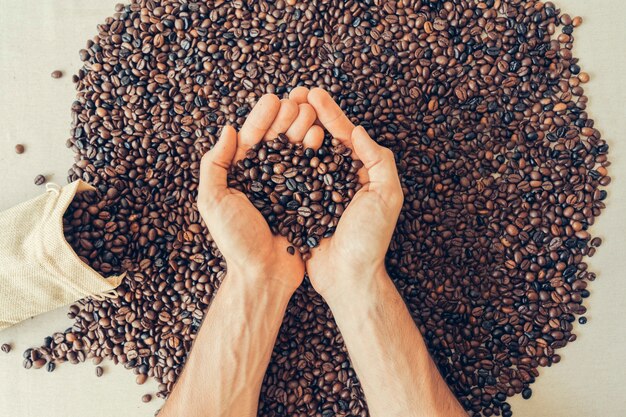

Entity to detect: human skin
[291,87,468,417]
[160,89,467,417]
[160,94,322,417]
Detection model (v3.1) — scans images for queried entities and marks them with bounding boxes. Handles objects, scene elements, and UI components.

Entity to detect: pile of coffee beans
[63,189,133,276]
[27,1,610,416]
[229,133,361,258]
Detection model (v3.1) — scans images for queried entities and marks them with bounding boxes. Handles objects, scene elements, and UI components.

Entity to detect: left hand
[197,94,324,292]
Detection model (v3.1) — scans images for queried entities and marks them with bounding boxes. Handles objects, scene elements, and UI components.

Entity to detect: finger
[239,94,281,148]
[198,125,237,205]
[289,86,310,104]
[307,88,355,146]
[302,125,325,150]
[352,126,399,191]
[285,103,317,142]
[290,86,324,128]
[264,99,299,139]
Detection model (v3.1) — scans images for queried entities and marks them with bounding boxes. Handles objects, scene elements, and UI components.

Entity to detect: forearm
[325,269,466,417]
[161,269,294,417]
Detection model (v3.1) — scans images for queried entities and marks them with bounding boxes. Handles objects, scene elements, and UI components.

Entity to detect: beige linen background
[1,1,625,416]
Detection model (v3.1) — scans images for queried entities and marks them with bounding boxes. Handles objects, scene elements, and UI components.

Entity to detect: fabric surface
[0,180,123,330]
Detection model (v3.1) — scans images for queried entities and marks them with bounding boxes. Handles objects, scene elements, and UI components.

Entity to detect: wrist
[321,264,391,308]
[226,263,300,297]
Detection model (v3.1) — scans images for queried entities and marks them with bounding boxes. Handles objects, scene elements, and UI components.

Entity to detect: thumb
[352,126,382,168]
[199,125,237,202]
[352,126,397,183]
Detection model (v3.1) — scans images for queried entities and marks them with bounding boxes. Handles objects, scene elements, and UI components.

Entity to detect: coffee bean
[250,182,264,192]
[270,174,286,185]
[286,246,295,255]
[95,366,103,377]
[578,316,588,325]
[1,343,11,353]
[578,72,590,83]
[297,206,312,218]
[33,358,46,369]
[34,175,46,186]
[14,144,25,154]
[506,224,520,237]
[51,70,63,79]
[306,236,318,248]
[142,394,152,403]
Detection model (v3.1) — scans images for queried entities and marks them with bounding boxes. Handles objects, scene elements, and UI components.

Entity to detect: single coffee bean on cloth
[24,1,610,416]
[228,133,362,259]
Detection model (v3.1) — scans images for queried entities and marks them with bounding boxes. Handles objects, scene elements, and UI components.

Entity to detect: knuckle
[299,102,315,116]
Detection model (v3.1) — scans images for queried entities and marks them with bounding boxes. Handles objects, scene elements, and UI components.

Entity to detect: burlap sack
[0,180,124,330]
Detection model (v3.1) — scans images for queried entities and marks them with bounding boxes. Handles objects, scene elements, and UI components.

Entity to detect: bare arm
[160,269,294,417]
[324,269,466,417]
[161,94,321,416]
[300,87,467,417]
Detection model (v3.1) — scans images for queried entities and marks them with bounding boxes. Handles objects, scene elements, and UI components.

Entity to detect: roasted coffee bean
[51,70,63,79]
[229,136,360,255]
[578,316,588,325]
[1,343,10,353]
[142,394,152,403]
[95,366,103,377]
[136,374,148,385]
[33,175,46,186]
[14,144,25,154]
[25,2,607,417]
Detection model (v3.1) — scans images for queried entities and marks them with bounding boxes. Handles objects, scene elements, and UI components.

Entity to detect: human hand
[288,87,404,299]
[197,94,324,292]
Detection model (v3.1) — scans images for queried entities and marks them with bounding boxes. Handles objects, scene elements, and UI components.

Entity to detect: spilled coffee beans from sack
[228,134,361,259]
[62,190,132,277]
[26,1,610,416]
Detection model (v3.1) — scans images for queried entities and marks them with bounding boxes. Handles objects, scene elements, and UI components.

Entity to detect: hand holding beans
[198,94,321,291]
[199,88,403,296]
[289,87,404,297]
[198,88,464,417]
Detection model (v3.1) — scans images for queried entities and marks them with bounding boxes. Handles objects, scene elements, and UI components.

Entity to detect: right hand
[289,87,404,299]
